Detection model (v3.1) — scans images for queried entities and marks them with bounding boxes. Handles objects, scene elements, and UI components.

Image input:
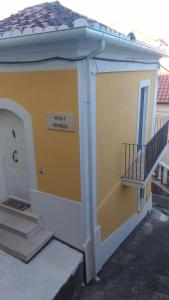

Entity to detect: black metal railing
[153,163,169,188]
[122,120,169,183]
[155,116,169,133]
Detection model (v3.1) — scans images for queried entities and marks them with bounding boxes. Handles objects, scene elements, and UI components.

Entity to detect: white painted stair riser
[0,227,53,262]
[0,202,53,261]
[0,203,42,223]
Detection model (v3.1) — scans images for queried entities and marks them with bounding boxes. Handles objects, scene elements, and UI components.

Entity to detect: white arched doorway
[0,99,37,202]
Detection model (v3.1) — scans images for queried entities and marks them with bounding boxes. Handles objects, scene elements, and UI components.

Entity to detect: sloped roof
[157,75,169,104]
[0,0,166,58]
[0,1,119,36]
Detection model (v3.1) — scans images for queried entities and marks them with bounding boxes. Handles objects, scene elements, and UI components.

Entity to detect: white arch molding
[0,98,37,198]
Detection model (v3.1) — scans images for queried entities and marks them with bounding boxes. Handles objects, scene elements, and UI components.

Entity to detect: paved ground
[75,205,169,300]
[0,239,83,300]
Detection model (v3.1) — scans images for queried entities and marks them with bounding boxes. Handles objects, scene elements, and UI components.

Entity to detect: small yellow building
[0,1,167,281]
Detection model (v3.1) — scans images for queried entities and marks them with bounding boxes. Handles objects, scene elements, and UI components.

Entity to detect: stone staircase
[0,201,53,262]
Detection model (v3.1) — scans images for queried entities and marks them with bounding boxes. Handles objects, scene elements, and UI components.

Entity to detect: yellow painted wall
[96,71,156,240]
[0,70,81,201]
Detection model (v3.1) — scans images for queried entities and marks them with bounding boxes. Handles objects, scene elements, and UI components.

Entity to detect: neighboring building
[157,74,169,116]
[156,74,169,168]
[110,21,169,49]
[132,30,168,49]
[0,1,167,283]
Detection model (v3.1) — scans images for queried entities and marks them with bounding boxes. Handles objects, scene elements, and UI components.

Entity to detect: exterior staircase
[0,201,53,262]
[152,162,169,197]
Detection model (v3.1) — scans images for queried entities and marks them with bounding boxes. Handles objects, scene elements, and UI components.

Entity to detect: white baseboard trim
[30,189,85,249]
[30,189,152,281]
[95,196,152,273]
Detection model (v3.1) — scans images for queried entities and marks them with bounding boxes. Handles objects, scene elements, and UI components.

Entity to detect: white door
[0,110,30,200]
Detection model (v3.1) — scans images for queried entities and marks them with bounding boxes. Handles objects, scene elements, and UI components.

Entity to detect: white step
[0,210,41,238]
[0,203,41,224]
[0,227,53,262]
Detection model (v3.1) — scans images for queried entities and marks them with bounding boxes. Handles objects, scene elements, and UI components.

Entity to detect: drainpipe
[86,39,105,281]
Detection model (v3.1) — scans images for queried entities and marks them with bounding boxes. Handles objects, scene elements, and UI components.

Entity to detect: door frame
[136,80,150,146]
[0,99,37,195]
[136,80,150,211]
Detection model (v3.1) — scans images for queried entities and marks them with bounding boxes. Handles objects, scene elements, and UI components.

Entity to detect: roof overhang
[0,26,167,60]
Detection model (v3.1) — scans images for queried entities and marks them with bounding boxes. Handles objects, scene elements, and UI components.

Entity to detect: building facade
[0,1,167,282]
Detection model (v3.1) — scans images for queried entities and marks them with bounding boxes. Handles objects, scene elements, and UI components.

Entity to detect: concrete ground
[75,203,169,299]
[0,239,83,300]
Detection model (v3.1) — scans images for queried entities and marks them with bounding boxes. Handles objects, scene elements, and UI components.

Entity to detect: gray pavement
[75,199,169,300]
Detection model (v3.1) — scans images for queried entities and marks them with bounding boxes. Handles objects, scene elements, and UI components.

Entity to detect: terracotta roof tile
[157,75,169,104]
[0,1,118,35]
[0,0,166,55]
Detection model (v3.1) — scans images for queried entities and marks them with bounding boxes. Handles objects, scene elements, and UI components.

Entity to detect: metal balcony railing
[122,119,169,185]
[155,117,169,133]
[153,162,169,188]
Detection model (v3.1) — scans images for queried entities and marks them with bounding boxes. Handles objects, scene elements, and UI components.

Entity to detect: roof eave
[0,26,167,58]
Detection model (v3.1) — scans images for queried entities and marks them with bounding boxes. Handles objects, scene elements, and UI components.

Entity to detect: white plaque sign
[47,113,75,131]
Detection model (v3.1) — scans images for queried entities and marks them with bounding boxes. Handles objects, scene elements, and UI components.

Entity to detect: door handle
[12,150,18,163]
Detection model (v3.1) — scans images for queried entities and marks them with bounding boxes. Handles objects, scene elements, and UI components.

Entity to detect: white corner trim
[0,99,37,191]
[87,62,97,229]
[30,189,85,249]
[77,61,90,242]
[77,59,97,282]
[77,60,97,237]
[95,196,152,273]
[77,60,95,282]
